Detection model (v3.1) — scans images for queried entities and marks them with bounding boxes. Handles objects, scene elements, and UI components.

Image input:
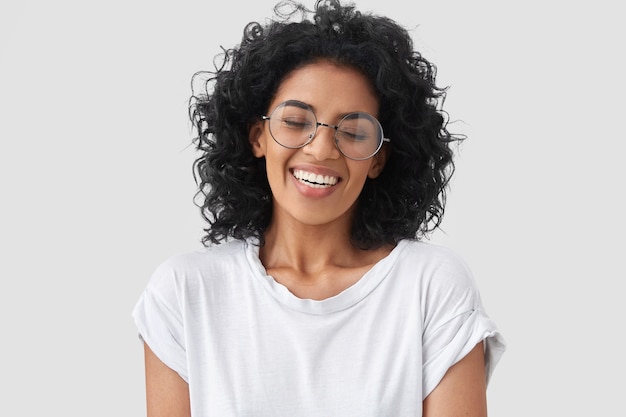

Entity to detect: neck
[260,213,358,275]
[258,205,394,300]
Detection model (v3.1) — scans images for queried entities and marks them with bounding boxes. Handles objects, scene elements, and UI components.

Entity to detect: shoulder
[157,239,249,271]
[395,239,472,279]
[393,239,480,305]
[146,239,252,295]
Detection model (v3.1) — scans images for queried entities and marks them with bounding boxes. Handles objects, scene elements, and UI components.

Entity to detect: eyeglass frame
[260,100,391,161]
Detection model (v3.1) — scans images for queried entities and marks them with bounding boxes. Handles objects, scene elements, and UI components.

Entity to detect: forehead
[271,60,379,117]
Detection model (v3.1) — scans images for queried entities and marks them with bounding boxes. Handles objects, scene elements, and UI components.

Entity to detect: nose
[302,123,341,160]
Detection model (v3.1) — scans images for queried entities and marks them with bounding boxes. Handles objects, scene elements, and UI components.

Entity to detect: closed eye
[281,118,312,129]
[338,129,371,141]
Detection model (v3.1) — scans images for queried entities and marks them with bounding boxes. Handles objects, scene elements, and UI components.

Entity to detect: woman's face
[249,60,387,230]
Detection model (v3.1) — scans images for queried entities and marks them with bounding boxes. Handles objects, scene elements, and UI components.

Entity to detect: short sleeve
[132,261,189,382]
[420,251,506,399]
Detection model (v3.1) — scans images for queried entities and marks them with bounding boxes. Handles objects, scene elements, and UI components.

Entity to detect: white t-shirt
[133,239,505,416]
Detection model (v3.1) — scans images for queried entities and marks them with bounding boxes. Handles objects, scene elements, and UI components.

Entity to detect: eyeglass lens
[267,101,383,160]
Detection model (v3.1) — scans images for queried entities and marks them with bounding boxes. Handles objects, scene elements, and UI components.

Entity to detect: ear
[367,143,390,179]
[248,121,266,158]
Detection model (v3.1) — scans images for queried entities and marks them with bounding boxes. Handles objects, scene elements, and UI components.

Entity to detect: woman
[133,1,505,415]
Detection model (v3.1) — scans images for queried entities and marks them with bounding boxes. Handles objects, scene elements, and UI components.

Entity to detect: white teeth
[293,169,338,188]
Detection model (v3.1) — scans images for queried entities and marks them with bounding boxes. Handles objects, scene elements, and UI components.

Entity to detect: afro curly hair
[190,0,462,249]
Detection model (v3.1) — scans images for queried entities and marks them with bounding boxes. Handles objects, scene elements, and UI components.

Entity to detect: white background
[1,0,624,415]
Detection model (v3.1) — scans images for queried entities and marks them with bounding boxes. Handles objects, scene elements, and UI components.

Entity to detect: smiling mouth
[292,169,339,188]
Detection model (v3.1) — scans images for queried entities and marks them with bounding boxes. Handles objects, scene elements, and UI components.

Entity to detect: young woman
[133,1,505,415]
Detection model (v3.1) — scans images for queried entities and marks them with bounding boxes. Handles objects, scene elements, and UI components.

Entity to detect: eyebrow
[282,99,375,119]
[282,100,310,110]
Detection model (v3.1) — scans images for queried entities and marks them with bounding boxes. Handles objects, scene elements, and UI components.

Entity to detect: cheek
[263,146,293,183]
[349,161,377,183]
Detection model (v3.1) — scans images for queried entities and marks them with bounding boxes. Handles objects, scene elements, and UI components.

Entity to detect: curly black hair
[190,0,462,249]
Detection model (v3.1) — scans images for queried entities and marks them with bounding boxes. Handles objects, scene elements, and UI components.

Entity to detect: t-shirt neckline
[244,239,409,315]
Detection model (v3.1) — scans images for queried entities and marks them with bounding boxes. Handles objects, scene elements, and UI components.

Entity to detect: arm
[144,343,191,417]
[423,342,488,417]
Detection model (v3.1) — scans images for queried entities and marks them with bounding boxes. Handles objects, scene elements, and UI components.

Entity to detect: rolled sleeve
[421,306,505,399]
[132,266,189,382]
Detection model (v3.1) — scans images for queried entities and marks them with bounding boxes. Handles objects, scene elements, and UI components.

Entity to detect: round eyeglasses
[261,100,390,160]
